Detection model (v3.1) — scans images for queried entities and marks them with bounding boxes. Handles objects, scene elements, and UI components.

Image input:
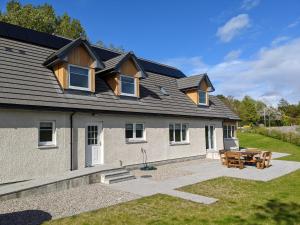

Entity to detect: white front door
[86,123,103,166]
[205,125,215,151]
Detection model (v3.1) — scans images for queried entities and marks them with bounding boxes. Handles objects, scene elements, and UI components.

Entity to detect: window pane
[175,124,181,142]
[125,124,133,139]
[205,126,209,149]
[135,124,143,138]
[40,122,53,129]
[40,130,52,142]
[70,73,89,88]
[210,126,214,149]
[232,126,235,137]
[199,91,207,104]
[182,124,187,141]
[87,126,98,145]
[121,76,135,95]
[39,122,53,143]
[223,126,228,138]
[70,66,89,76]
[169,124,174,142]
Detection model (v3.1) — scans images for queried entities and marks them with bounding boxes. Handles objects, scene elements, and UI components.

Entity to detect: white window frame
[199,90,208,106]
[169,123,189,144]
[223,125,236,139]
[38,121,56,146]
[68,64,90,91]
[120,75,137,97]
[125,123,145,142]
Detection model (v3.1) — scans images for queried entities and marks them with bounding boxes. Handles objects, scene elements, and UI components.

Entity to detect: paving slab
[111,157,300,204]
[161,189,218,204]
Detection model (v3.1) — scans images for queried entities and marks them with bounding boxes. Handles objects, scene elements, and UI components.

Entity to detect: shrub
[249,127,300,146]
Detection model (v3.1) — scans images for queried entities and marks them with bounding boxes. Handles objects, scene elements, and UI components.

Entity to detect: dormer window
[177,74,215,106]
[69,65,90,91]
[120,75,136,97]
[199,90,208,105]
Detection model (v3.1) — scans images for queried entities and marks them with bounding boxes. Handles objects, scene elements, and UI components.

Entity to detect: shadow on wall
[217,199,300,225]
[0,210,52,225]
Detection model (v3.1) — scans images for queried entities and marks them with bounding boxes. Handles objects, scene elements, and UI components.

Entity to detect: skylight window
[159,86,169,96]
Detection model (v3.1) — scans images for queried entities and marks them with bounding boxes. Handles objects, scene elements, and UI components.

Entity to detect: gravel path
[0,183,140,225]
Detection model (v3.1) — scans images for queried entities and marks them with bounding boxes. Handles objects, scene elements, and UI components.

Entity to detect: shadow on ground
[0,210,52,225]
[216,199,300,225]
[254,199,300,225]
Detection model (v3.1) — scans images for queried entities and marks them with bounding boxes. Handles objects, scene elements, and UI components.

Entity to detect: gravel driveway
[0,183,140,225]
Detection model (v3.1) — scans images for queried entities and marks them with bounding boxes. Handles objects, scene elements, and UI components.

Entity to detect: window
[69,65,90,91]
[199,91,207,105]
[87,125,98,145]
[169,123,189,144]
[125,123,145,141]
[223,126,228,138]
[120,75,136,96]
[39,121,56,146]
[223,125,235,139]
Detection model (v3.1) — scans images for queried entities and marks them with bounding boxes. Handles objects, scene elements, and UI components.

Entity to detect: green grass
[239,132,300,161]
[44,133,300,225]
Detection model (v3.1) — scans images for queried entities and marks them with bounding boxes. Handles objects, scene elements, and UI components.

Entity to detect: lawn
[44,133,300,225]
[239,132,300,161]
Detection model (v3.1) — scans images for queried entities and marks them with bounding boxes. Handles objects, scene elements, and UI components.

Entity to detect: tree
[278,98,289,109]
[239,96,260,125]
[55,13,86,39]
[217,95,240,116]
[0,0,85,39]
[95,40,126,53]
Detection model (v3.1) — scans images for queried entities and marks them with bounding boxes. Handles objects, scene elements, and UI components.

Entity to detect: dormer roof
[43,36,105,69]
[97,51,147,78]
[177,74,215,92]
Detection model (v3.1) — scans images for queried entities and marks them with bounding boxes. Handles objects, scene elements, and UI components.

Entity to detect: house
[0,22,239,184]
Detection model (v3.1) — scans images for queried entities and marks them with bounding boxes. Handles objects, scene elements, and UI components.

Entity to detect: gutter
[70,111,76,171]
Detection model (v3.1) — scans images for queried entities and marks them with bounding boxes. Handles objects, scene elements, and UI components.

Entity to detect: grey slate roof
[0,21,185,78]
[43,36,105,69]
[99,52,147,78]
[177,74,215,91]
[0,36,239,120]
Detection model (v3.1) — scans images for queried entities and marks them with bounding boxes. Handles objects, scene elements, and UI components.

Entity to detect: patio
[111,152,300,204]
[0,152,299,224]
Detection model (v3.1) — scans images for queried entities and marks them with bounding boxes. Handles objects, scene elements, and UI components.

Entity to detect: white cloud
[287,17,300,28]
[216,14,250,42]
[163,38,300,106]
[271,36,290,46]
[241,0,261,10]
[162,56,208,75]
[224,49,242,61]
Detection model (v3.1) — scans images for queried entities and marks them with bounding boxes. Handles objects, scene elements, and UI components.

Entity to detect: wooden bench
[225,151,244,169]
[256,151,272,169]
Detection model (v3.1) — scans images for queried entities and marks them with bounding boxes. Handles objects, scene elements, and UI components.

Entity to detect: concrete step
[102,174,136,184]
[100,170,130,181]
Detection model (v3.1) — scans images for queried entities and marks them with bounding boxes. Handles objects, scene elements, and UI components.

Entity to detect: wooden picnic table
[232,150,261,164]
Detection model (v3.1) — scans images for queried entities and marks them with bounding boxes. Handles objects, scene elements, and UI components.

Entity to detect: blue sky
[1,0,300,105]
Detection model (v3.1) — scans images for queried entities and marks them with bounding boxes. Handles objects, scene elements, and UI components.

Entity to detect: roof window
[159,86,169,96]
